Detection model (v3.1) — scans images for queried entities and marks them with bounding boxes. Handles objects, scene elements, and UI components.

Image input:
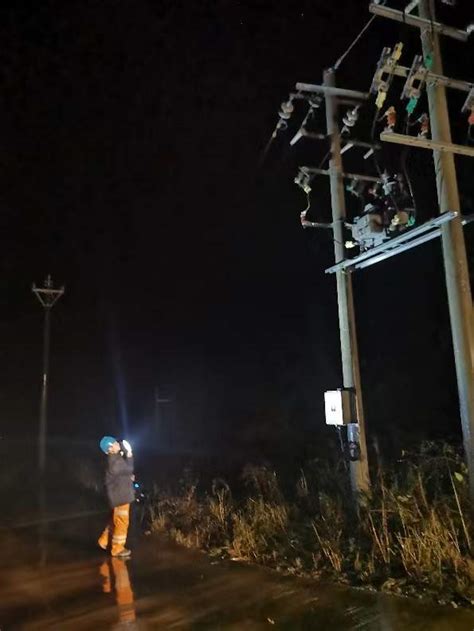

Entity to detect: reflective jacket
[105,453,135,508]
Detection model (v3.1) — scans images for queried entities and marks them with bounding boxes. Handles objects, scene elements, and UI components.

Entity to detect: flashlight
[121,439,133,457]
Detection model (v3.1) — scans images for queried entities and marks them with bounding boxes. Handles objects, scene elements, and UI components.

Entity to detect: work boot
[113,548,131,558]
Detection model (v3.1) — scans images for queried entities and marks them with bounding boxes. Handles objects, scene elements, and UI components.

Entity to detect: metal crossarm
[368,3,469,41]
[295,82,370,100]
[325,212,458,274]
[301,166,381,183]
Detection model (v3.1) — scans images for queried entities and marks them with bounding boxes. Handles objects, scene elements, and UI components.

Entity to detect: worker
[98,436,135,558]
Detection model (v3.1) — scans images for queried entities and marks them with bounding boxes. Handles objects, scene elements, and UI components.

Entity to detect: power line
[333,15,377,71]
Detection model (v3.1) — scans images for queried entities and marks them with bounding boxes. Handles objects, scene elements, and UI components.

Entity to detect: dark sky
[0,1,472,455]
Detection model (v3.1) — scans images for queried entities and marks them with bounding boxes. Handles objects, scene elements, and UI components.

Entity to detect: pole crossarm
[32,274,65,308]
[380,132,474,158]
[32,286,65,308]
[368,3,469,41]
[291,128,379,151]
[295,82,370,101]
[301,166,381,184]
[424,72,473,94]
[325,211,458,274]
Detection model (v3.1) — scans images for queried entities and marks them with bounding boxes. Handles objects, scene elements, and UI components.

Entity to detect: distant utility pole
[154,386,173,448]
[32,275,64,474]
[324,69,371,497]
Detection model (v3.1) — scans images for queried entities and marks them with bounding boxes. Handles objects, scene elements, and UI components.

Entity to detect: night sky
[0,1,473,458]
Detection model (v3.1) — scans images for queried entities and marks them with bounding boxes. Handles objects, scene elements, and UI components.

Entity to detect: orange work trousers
[98,503,130,556]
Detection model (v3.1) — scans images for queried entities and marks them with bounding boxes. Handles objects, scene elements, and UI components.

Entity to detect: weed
[149,443,474,606]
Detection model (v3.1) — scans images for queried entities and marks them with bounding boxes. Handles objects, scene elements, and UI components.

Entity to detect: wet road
[1,514,474,630]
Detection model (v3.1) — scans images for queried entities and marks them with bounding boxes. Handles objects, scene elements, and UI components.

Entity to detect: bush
[149,443,474,607]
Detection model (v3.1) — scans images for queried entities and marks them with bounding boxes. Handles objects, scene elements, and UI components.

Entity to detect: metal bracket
[462,87,474,113]
[325,212,457,274]
[401,55,429,100]
[372,52,473,104]
[341,139,381,155]
[370,45,403,97]
[404,0,420,14]
[289,128,326,146]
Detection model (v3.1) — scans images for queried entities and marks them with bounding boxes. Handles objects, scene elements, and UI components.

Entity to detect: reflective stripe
[112,536,127,542]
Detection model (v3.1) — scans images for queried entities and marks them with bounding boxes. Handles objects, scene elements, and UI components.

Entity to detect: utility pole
[368,0,474,499]
[32,275,64,475]
[417,0,474,500]
[272,1,474,500]
[324,68,371,497]
[154,386,173,448]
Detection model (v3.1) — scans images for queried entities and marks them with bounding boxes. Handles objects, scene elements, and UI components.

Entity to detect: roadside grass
[149,443,474,607]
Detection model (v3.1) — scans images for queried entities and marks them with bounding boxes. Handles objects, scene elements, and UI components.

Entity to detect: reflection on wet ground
[1,514,474,630]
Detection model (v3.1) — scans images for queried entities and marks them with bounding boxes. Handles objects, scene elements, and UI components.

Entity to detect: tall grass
[149,443,474,606]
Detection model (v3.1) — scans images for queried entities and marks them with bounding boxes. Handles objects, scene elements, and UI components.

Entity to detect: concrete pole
[419,0,474,500]
[39,306,51,475]
[32,275,64,476]
[324,68,371,497]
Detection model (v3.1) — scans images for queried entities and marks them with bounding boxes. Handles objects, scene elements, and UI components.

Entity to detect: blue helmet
[99,435,117,454]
